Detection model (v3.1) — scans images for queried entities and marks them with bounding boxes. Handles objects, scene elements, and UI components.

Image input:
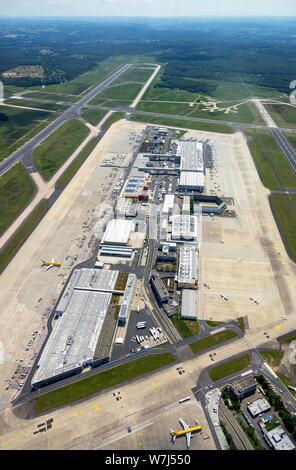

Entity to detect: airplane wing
[186,432,191,449]
[179,418,190,430]
[46,264,53,271]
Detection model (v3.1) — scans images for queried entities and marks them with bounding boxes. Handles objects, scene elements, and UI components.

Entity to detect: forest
[1,17,296,94]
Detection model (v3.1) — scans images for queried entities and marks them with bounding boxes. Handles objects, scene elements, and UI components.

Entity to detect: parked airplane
[42,258,62,271]
[170,418,202,449]
[250,297,259,305]
[220,294,229,301]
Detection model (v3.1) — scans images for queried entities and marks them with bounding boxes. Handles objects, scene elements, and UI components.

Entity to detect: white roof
[175,140,204,172]
[178,171,204,189]
[264,427,296,451]
[102,219,134,245]
[181,290,198,319]
[171,214,198,242]
[178,245,198,285]
[162,194,175,214]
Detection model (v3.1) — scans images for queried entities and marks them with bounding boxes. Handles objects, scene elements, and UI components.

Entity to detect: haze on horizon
[0,0,296,18]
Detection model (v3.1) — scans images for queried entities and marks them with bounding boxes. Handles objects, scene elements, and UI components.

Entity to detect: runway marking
[274,325,281,331]
[93,421,154,449]
[150,381,157,390]
[93,405,100,413]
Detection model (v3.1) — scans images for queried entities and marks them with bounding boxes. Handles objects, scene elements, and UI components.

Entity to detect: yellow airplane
[42,258,62,271]
[170,418,202,449]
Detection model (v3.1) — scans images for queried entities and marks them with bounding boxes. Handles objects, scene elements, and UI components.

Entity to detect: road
[219,400,252,450]
[0,63,131,176]
[252,99,296,173]
[271,128,296,173]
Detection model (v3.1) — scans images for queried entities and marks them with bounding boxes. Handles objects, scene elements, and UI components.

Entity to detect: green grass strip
[55,137,100,190]
[35,353,176,412]
[269,194,296,262]
[189,329,238,354]
[0,200,47,274]
[209,354,251,381]
[0,163,35,236]
[33,119,89,181]
[130,114,233,134]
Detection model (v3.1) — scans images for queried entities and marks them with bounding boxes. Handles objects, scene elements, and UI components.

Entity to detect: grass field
[0,107,55,163]
[0,200,47,274]
[0,163,35,236]
[209,354,251,381]
[142,79,280,103]
[170,313,200,338]
[22,92,79,103]
[35,353,176,412]
[284,133,296,152]
[33,120,89,180]
[205,320,225,328]
[264,104,296,129]
[136,99,263,125]
[4,99,65,112]
[189,329,239,354]
[130,114,233,134]
[269,194,296,262]
[260,350,284,369]
[245,129,296,190]
[111,66,156,86]
[82,109,108,126]
[55,137,100,190]
[90,83,143,106]
[278,332,296,344]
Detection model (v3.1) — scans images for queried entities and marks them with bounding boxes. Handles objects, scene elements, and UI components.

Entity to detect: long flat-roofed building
[171,140,203,172]
[177,245,198,289]
[101,219,134,246]
[32,268,136,388]
[181,289,198,320]
[178,171,204,192]
[171,214,198,242]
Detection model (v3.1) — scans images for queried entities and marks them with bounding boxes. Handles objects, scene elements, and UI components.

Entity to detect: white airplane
[250,297,259,305]
[170,418,202,449]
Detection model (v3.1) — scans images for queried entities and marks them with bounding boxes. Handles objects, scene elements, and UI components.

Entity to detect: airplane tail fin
[170,430,176,443]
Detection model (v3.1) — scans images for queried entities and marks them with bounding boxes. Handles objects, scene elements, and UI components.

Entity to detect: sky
[0,0,296,18]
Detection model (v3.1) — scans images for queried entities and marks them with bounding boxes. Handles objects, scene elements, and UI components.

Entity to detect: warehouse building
[230,376,257,401]
[178,171,205,193]
[99,245,134,258]
[101,219,134,246]
[172,140,204,173]
[181,289,198,320]
[171,214,198,242]
[247,398,271,418]
[32,268,136,388]
[177,245,198,289]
